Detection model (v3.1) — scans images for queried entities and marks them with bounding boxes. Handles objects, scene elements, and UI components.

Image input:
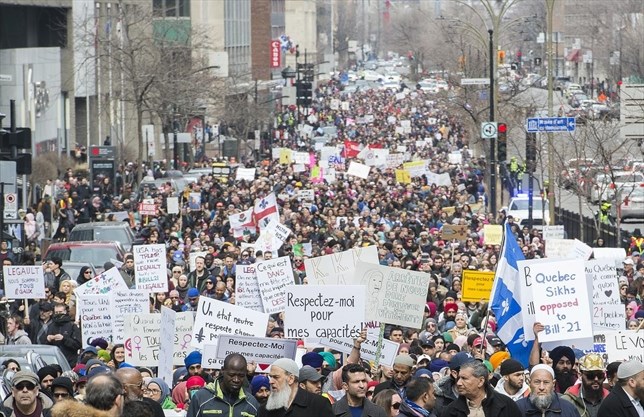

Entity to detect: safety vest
[510,159,519,172]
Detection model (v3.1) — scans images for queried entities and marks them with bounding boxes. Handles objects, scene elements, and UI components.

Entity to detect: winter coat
[46,314,82,367]
[433,375,458,417]
[1,392,53,417]
[332,396,388,417]
[441,384,522,417]
[494,379,531,402]
[597,384,642,417]
[7,329,31,345]
[186,378,259,417]
[516,393,581,417]
[561,382,609,417]
[50,399,111,417]
[258,387,334,417]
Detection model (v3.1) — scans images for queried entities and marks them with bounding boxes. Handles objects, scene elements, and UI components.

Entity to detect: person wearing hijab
[144,378,176,409]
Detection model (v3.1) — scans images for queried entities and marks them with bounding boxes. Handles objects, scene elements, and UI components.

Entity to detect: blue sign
[526,117,576,132]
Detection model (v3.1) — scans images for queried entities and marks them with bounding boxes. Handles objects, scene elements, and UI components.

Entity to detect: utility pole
[546,0,556,225]
[488,29,497,216]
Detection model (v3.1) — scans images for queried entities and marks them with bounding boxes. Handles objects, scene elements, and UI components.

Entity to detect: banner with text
[586,259,624,331]
[75,267,128,297]
[2,266,46,299]
[78,295,112,347]
[214,335,297,364]
[255,256,295,314]
[134,244,168,292]
[110,290,151,344]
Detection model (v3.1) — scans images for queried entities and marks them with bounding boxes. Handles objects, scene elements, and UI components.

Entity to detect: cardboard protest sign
[530,259,592,343]
[320,337,399,368]
[284,285,366,339]
[78,295,112,347]
[350,262,431,328]
[541,225,565,240]
[593,247,628,268]
[236,168,256,181]
[124,312,194,367]
[483,225,502,246]
[602,331,644,362]
[461,270,495,302]
[255,256,295,314]
[191,297,268,350]
[110,290,150,344]
[235,264,264,312]
[266,221,292,243]
[402,161,426,177]
[585,259,624,330]
[545,239,593,260]
[395,169,411,184]
[441,224,469,241]
[158,307,176,384]
[214,335,297,364]
[347,161,371,179]
[133,244,168,292]
[75,267,128,296]
[2,266,46,299]
[166,196,179,214]
[304,246,379,285]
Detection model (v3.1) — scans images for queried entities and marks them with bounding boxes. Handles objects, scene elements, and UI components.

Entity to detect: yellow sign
[483,225,503,245]
[279,148,292,165]
[442,206,456,216]
[441,224,469,241]
[395,169,411,184]
[461,270,495,302]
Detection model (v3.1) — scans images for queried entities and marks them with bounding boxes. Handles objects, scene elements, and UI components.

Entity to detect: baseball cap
[299,365,324,382]
[449,352,475,370]
[623,258,634,265]
[12,371,39,387]
[417,354,432,365]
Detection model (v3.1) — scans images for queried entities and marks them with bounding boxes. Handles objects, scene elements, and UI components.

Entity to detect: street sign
[461,78,491,86]
[4,193,18,220]
[526,117,576,133]
[481,122,498,139]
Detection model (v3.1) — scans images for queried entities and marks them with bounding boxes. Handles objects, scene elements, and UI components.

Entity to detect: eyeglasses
[189,297,199,302]
[170,296,179,300]
[392,402,401,410]
[144,388,162,395]
[14,382,36,391]
[125,381,144,388]
[583,372,605,380]
[53,392,70,398]
[206,282,214,285]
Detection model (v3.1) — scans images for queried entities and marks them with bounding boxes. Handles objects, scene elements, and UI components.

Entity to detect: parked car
[590,173,612,203]
[504,194,550,228]
[0,345,72,373]
[57,261,97,282]
[68,221,137,252]
[44,241,126,271]
[613,187,644,221]
[569,92,589,108]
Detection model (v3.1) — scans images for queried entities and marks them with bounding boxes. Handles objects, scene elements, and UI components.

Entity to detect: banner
[158,307,176,384]
[256,256,295,314]
[284,285,365,339]
[585,259,624,330]
[350,262,431,328]
[2,266,46,299]
[530,259,592,343]
[545,238,592,260]
[75,267,128,297]
[304,246,379,285]
[320,336,399,368]
[133,244,168,292]
[191,297,268,350]
[235,264,264,312]
[602,331,644,362]
[78,295,112,347]
[461,270,495,302]
[214,335,297,364]
[111,290,150,344]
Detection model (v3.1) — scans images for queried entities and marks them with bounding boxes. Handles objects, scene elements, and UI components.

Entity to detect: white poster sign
[75,267,128,297]
[133,244,168,292]
[158,307,176,385]
[256,256,295,314]
[78,295,112,347]
[545,239,593,260]
[110,289,150,344]
[236,168,256,181]
[284,285,366,339]
[320,337,399,368]
[304,246,379,285]
[235,264,264,312]
[347,161,371,179]
[542,225,565,240]
[215,335,298,363]
[2,266,46,299]
[603,331,644,362]
[586,259,624,330]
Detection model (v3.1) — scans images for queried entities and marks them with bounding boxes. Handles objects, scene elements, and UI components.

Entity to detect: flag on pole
[253,193,279,230]
[489,222,534,367]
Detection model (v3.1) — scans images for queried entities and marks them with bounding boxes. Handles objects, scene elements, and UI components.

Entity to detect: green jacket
[186,378,259,417]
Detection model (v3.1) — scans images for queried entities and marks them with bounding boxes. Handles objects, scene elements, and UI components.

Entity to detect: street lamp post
[546,0,556,225]
[488,28,497,215]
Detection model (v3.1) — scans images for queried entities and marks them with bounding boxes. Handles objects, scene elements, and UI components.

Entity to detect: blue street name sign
[526,117,576,133]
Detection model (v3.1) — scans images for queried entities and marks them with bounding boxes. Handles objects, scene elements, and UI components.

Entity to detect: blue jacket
[516,393,581,417]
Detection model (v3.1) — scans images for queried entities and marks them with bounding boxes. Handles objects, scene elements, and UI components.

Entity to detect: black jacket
[516,393,581,417]
[46,314,82,367]
[441,384,522,417]
[332,396,388,417]
[372,379,405,398]
[258,387,333,417]
[597,384,642,417]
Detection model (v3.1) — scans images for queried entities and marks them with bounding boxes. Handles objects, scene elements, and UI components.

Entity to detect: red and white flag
[254,193,280,229]
[229,208,254,229]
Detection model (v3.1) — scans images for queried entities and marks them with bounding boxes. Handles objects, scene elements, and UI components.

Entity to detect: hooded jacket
[494,378,531,402]
[186,377,259,417]
[46,313,82,367]
[7,329,31,345]
[50,400,111,417]
[1,392,53,417]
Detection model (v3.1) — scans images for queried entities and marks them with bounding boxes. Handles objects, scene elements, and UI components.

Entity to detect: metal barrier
[555,206,630,248]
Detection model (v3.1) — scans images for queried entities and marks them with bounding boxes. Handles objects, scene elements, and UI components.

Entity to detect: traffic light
[497,122,507,162]
[0,153,32,175]
[296,81,313,107]
[0,127,32,174]
[525,132,537,173]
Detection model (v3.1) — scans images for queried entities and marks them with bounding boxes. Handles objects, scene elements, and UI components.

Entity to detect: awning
[566,49,582,63]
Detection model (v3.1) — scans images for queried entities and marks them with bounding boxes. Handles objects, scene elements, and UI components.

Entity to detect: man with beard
[187,353,259,417]
[116,367,164,417]
[45,303,82,367]
[397,377,437,417]
[494,359,530,401]
[562,354,610,417]
[258,358,332,417]
[298,366,324,395]
[516,365,581,417]
[332,363,387,417]
[597,359,644,417]
[550,346,579,394]
[438,302,458,332]
[251,375,271,406]
[372,355,415,397]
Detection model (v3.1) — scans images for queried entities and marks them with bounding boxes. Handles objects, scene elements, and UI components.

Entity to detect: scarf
[403,399,430,417]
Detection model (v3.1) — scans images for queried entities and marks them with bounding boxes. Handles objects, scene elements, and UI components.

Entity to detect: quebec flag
[489,222,533,367]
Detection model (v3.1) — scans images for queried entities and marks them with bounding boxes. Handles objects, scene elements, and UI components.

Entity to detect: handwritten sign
[284,285,366,339]
[483,225,502,246]
[545,238,592,260]
[236,168,256,181]
[110,290,150,344]
[78,295,112,347]
[3,266,46,299]
[191,297,268,351]
[235,264,264,312]
[350,262,431,328]
[461,270,495,302]
[530,259,592,343]
[214,335,297,364]
[542,225,565,240]
[134,244,168,292]
[602,331,644,362]
[585,259,624,330]
[304,246,379,285]
[255,256,294,314]
[441,224,469,241]
[75,267,128,296]
[158,307,176,384]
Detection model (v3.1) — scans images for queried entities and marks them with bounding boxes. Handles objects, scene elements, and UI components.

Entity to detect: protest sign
[350,262,431,328]
[166,196,179,214]
[279,148,292,165]
[542,225,565,240]
[75,267,128,297]
[2,266,46,299]
[236,168,256,181]
[483,225,502,245]
[124,312,194,367]
[134,244,168,292]
[255,256,295,314]
[395,169,411,184]
[235,264,264,312]
[602,331,644,362]
[214,335,297,364]
[191,297,268,350]
[110,289,150,344]
[188,193,201,210]
[304,246,379,285]
[320,337,399,368]
[545,238,593,260]
[297,189,315,201]
[284,285,366,339]
[347,161,371,179]
[402,161,426,177]
[585,259,624,330]
[593,247,627,268]
[461,270,495,302]
[158,307,176,384]
[530,259,592,343]
[441,224,469,241]
[267,221,292,243]
[78,295,112,347]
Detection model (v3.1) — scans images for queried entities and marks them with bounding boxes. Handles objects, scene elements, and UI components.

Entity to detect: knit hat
[617,359,644,379]
[271,358,300,376]
[549,346,575,367]
[490,351,511,371]
[301,352,324,369]
[250,375,270,395]
[319,352,337,369]
[51,376,74,396]
[499,359,524,376]
[90,338,109,350]
[97,349,111,362]
[428,359,450,373]
[414,369,433,378]
[187,288,200,298]
[184,351,202,368]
